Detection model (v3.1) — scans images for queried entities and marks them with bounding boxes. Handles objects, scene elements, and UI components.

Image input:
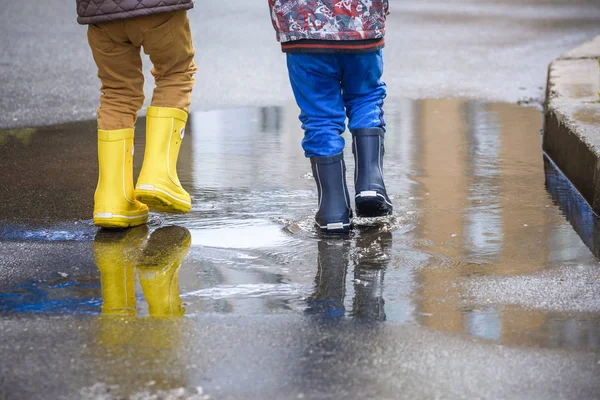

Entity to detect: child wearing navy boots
[268,0,393,234]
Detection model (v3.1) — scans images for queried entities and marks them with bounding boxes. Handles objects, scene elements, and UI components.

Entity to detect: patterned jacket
[269,0,389,53]
[75,0,193,25]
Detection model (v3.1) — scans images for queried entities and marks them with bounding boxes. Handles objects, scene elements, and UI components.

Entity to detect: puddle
[1,99,599,351]
[189,222,298,249]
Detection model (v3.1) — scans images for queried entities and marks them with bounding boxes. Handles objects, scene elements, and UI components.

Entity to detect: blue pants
[286,51,386,158]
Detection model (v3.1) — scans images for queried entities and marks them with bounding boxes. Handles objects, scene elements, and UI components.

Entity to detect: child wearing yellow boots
[76,0,197,228]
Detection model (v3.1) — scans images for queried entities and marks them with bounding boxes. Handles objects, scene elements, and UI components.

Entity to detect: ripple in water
[278,211,403,238]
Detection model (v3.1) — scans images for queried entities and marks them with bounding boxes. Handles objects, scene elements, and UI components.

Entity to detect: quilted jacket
[76,0,193,25]
[269,0,389,43]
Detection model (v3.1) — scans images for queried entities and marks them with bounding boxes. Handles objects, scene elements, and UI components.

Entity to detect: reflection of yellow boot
[137,226,191,317]
[93,226,149,316]
[135,107,192,213]
[93,129,149,228]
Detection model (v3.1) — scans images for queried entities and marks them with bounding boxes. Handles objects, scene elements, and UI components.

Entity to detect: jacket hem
[77,3,193,25]
[282,39,385,54]
[278,29,385,43]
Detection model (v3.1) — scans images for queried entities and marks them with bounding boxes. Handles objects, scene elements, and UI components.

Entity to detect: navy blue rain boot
[310,153,353,234]
[352,128,393,217]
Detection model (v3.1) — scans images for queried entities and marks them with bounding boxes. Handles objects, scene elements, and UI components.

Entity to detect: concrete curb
[543,36,600,214]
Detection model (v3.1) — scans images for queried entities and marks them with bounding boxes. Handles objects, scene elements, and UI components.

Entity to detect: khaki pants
[87,11,197,130]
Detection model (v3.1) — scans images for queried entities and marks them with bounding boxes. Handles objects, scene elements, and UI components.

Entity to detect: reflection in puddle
[1,99,599,351]
[0,224,97,242]
[0,127,36,145]
[84,227,195,396]
[0,274,101,315]
[189,222,297,249]
[306,227,392,322]
[544,156,600,258]
[0,226,191,318]
[183,283,309,301]
[94,226,190,318]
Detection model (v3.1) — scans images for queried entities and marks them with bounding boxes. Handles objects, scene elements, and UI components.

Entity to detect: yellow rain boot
[135,107,192,213]
[93,226,149,316]
[137,226,191,317]
[94,128,149,228]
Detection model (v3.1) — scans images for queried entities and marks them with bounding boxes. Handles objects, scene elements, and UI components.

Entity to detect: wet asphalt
[2,1,600,400]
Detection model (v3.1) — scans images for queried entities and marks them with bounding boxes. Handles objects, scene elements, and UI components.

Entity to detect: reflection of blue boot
[306,240,350,319]
[352,128,393,217]
[351,229,392,322]
[311,153,352,234]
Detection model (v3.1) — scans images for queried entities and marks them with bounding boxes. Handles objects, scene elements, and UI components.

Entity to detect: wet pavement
[1,100,599,399]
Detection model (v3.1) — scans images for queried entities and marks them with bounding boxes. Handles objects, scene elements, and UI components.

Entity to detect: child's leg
[341,51,393,217]
[287,54,352,234]
[341,51,386,133]
[87,22,145,130]
[142,10,196,113]
[88,22,148,228]
[131,11,197,213]
[286,53,346,158]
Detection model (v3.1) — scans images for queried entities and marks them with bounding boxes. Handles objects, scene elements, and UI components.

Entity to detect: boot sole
[355,196,393,218]
[135,188,191,213]
[93,212,148,229]
[316,222,351,235]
